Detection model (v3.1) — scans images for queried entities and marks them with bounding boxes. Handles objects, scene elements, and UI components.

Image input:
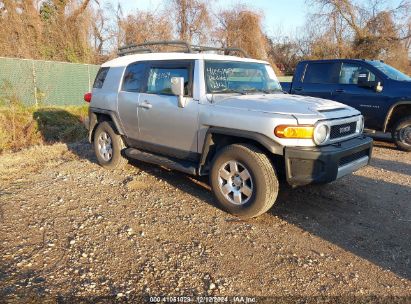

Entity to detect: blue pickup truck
[281,59,411,151]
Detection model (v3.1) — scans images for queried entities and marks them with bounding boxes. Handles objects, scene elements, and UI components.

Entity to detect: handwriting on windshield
[206,67,234,90]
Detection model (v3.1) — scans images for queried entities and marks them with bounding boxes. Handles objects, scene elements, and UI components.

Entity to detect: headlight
[274,125,314,139]
[357,116,365,133]
[313,123,329,145]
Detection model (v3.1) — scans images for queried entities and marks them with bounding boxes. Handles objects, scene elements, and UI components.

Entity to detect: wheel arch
[198,127,284,175]
[383,101,411,133]
[88,108,125,142]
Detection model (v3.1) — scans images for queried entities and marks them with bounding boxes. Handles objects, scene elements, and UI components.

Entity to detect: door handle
[138,100,152,109]
[335,89,345,93]
[294,87,303,91]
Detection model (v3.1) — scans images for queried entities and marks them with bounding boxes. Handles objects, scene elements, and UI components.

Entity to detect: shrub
[0,105,88,153]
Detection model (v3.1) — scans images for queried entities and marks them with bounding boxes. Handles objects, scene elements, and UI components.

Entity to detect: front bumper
[284,136,373,186]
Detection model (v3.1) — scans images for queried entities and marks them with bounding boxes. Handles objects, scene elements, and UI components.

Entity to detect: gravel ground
[0,139,410,303]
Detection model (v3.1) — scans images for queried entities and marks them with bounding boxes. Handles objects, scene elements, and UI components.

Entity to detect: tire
[392,116,411,152]
[93,121,128,169]
[210,143,279,219]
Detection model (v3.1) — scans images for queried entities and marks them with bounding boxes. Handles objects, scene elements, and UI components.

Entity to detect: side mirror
[171,77,186,108]
[375,81,383,93]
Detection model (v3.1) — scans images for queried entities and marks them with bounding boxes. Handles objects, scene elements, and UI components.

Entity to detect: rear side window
[147,67,190,96]
[93,67,109,89]
[303,63,339,84]
[122,63,147,92]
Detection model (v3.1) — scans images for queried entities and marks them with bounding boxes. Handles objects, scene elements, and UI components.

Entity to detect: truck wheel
[93,121,128,169]
[392,116,411,152]
[210,143,279,219]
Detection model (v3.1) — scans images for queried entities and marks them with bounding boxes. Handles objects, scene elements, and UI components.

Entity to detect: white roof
[102,52,268,68]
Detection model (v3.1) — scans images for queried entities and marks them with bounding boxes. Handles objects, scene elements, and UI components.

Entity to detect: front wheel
[210,143,279,219]
[392,116,411,152]
[93,121,128,169]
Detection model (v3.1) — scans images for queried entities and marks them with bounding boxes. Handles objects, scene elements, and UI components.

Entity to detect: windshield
[205,60,282,94]
[368,61,411,81]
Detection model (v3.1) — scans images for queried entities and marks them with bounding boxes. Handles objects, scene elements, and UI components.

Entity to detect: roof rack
[117,40,249,58]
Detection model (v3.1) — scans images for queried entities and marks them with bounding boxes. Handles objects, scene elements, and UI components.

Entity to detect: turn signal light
[274,125,314,139]
[84,92,92,103]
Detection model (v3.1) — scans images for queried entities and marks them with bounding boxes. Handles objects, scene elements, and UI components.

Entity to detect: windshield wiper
[211,88,247,95]
[212,88,284,95]
[241,88,284,94]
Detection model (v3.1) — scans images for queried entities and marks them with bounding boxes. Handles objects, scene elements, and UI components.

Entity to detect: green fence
[0,57,293,106]
[0,57,100,106]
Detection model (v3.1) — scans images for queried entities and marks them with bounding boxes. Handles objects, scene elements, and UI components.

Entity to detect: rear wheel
[93,121,128,169]
[210,143,279,219]
[392,116,411,152]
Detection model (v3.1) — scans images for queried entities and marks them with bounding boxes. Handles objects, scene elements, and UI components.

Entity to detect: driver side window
[147,67,190,96]
[339,63,376,84]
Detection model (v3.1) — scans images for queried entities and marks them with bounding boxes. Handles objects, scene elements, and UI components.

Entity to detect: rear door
[333,61,389,129]
[117,62,148,139]
[293,62,340,100]
[136,60,199,160]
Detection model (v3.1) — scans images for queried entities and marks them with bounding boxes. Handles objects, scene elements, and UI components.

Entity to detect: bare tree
[0,0,409,73]
[215,6,267,59]
[171,0,211,44]
[119,11,173,46]
[305,0,411,71]
[0,0,97,62]
[0,0,43,59]
[265,35,302,75]
[89,2,126,62]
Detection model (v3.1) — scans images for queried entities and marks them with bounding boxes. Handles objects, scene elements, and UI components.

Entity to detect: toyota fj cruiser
[85,41,373,219]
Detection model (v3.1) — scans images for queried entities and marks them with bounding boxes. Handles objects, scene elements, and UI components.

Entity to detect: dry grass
[0,143,77,182]
[0,105,88,153]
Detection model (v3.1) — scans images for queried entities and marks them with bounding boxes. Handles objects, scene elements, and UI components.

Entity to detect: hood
[211,93,358,120]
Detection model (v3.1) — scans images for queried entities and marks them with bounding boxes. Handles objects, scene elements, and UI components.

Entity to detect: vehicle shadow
[0,244,51,300]
[33,108,97,163]
[369,133,399,151]
[128,159,214,204]
[372,141,399,151]
[271,176,411,280]
[128,158,411,281]
[370,157,411,175]
[37,135,410,281]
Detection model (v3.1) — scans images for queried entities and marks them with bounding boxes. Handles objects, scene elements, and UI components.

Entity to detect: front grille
[330,122,357,139]
[339,149,369,167]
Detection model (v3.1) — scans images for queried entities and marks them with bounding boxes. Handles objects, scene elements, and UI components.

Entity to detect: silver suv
[85,41,373,218]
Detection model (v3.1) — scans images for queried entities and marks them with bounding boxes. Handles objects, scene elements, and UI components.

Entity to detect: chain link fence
[0,57,100,106]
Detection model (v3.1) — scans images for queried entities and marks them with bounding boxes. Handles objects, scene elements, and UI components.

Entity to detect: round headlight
[360,116,365,133]
[314,124,329,145]
[356,116,365,133]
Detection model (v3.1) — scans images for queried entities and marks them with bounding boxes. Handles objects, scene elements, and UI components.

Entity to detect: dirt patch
[0,140,410,302]
[126,179,152,191]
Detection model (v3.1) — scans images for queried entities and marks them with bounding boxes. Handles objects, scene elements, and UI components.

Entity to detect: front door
[333,62,389,129]
[137,60,199,160]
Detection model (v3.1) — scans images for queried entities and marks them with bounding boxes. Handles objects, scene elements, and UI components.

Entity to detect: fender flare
[199,127,284,168]
[383,101,411,132]
[88,107,126,142]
